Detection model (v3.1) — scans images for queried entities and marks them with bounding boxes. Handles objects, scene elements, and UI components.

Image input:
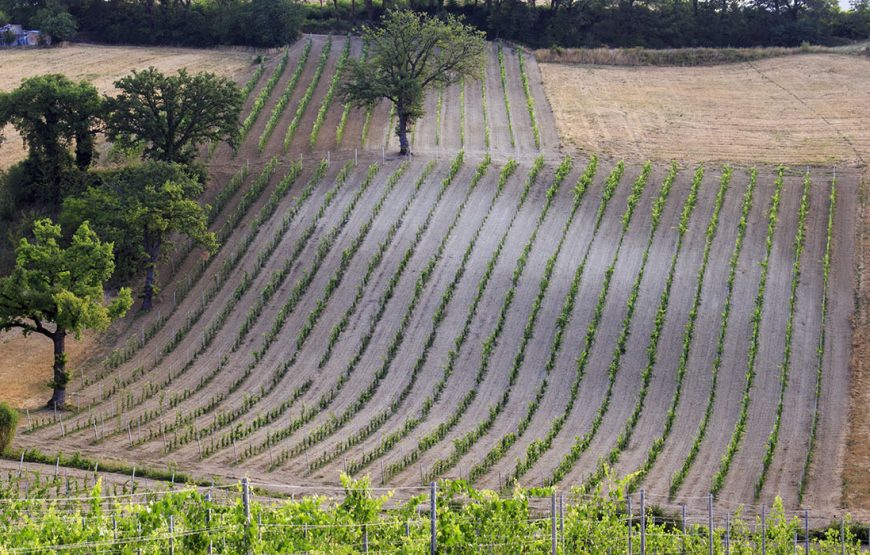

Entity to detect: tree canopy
[340,10,486,155]
[0,74,101,203]
[62,161,217,311]
[0,219,132,407]
[105,68,242,165]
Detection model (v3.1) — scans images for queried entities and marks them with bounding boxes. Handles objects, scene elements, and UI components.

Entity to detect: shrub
[0,402,19,453]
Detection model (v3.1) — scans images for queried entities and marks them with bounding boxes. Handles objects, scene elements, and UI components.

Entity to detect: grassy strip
[667,170,757,497]
[798,176,835,503]
[243,154,464,464]
[308,158,519,474]
[257,39,313,152]
[309,36,351,147]
[381,157,571,481]
[427,158,603,480]
[271,157,495,466]
[384,103,396,150]
[335,45,367,146]
[283,38,332,151]
[587,166,724,492]
[360,105,375,146]
[82,162,327,444]
[710,168,785,496]
[239,47,290,142]
[515,50,540,149]
[507,162,635,483]
[754,172,811,499]
[497,43,516,148]
[346,158,545,477]
[192,162,412,454]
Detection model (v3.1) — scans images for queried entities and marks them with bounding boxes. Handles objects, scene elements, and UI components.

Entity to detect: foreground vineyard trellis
[5,32,857,526]
[0,468,867,555]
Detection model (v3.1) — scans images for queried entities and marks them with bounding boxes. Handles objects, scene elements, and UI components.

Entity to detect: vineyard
[0,31,862,534]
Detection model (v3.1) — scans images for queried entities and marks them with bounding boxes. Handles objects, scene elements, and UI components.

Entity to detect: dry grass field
[0,43,256,168]
[539,54,870,167]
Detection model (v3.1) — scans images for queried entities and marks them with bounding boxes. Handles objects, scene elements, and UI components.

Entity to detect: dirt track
[1,37,862,515]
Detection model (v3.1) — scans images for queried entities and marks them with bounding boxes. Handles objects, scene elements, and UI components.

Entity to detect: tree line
[1,0,867,49]
[0,69,241,407]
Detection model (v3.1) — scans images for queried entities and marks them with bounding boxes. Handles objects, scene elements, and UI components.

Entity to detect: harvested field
[0,43,256,168]
[540,54,870,166]
[1,36,863,518]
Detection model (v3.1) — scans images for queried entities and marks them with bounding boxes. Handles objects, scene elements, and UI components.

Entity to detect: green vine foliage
[799,176,836,503]
[668,170,757,497]
[710,168,785,496]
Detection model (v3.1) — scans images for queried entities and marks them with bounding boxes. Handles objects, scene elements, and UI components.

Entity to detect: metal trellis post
[551,493,557,555]
[640,489,646,555]
[430,481,437,555]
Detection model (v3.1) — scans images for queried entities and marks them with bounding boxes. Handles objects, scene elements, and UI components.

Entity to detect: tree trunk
[74,131,94,170]
[142,231,162,312]
[397,111,410,156]
[365,0,373,19]
[48,329,67,409]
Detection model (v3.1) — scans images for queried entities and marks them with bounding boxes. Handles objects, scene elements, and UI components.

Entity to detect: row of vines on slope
[668,170,758,497]
[346,157,545,477]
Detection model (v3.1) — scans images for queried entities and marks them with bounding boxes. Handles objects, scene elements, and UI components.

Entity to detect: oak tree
[340,10,486,155]
[0,219,132,408]
[62,162,217,311]
[105,68,242,165]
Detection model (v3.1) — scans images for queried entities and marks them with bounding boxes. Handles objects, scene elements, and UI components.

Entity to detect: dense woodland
[0,0,868,49]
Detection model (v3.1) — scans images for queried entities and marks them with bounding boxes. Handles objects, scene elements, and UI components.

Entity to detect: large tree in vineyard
[340,10,486,155]
[105,68,242,165]
[0,219,132,408]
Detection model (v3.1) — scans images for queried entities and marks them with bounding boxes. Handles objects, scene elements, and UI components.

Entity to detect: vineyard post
[681,504,687,555]
[113,515,117,542]
[761,504,767,555]
[551,493,557,555]
[726,514,730,555]
[559,494,564,551]
[205,492,213,555]
[243,477,251,524]
[54,457,59,479]
[169,514,175,555]
[708,493,714,555]
[363,524,369,553]
[804,509,809,554]
[627,494,633,555]
[640,490,646,555]
[430,481,437,555]
[840,515,845,555]
[794,528,798,554]
[137,520,142,555]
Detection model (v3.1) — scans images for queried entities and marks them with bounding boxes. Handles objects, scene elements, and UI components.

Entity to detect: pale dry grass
[0,43,255,169]
[541,53,870,167]
[0,330,96,410]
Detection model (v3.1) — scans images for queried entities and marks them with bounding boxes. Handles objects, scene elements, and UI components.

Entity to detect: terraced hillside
[6,34,857,515]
